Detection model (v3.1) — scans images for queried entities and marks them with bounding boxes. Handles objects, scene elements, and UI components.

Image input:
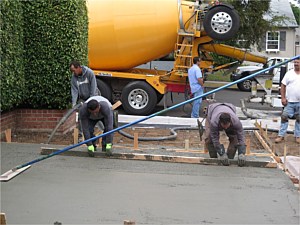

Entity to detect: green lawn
[206,70,231,82]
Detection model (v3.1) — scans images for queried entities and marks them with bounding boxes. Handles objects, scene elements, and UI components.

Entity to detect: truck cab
[230,57,293,91]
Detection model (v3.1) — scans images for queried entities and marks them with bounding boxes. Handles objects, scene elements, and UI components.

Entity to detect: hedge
[0,0,25,112]
[0,0,88,112]
[22,0,88,109]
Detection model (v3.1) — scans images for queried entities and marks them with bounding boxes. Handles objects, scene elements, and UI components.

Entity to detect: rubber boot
[227,145,237,159]
[227,135,238,159]
[205,142,217,158]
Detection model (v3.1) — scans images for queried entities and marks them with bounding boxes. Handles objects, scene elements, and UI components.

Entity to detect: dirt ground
[6,127,299,157]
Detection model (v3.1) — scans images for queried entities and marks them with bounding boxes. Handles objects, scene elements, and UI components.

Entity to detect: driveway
[1,142,299,224]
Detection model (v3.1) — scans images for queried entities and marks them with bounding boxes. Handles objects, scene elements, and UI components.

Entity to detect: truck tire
[237,79,252,92]
[121,81,157,115]
[157,93,164,103]
[96,79,112,102]
[203,5,240,41]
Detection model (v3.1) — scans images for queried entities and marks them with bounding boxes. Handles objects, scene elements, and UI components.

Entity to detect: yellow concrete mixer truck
[87,0,267,115]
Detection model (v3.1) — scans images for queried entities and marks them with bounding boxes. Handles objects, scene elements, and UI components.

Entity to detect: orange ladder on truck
[174,8,201,72]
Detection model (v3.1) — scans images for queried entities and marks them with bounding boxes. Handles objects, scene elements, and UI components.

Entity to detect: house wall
[251,28,296,58]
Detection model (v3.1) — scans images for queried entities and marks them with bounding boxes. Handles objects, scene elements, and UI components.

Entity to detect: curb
[205,81,279,91]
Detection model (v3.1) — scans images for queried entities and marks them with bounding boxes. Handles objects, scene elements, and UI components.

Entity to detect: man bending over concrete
[79,96,113,157]
[204,102,246,166]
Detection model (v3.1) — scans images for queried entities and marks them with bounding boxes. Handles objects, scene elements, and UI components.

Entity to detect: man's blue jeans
[191,88,203,118]
[278,102,300,137]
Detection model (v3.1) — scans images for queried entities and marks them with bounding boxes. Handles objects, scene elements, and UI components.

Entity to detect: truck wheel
[237,79,252,92]
[203,5,240,41]
[121,81,157,115]
[96,79,112,102]
[157,93,164,103]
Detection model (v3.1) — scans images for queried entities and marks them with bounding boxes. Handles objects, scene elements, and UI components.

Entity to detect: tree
[225,0,272,49]
[291,3,300,25]
[211,0,290,66]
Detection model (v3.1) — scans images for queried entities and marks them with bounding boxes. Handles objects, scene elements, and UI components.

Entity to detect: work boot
[296,137,300,144]
[87,145,95,157]
[275,136,284,143]
[105,143,113,156]
[93,144,97,152]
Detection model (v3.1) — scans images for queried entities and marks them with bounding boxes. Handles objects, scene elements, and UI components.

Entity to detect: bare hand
[281,98,287,106]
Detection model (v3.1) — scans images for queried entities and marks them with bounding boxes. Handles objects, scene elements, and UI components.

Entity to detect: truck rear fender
[208,3,234,10]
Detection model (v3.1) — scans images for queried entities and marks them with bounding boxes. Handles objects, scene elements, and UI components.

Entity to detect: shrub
[0,0,25,112]
[22,0,88,109]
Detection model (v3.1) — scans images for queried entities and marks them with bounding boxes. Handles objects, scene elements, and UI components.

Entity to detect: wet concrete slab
[1,142,299,224]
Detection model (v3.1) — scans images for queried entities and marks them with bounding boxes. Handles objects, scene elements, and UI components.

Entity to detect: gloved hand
[105,143,113,156]
[215,144,229,166]
[215,144,225,156]
[238,154,246,167]
[237,145,246,167]
[87,145,95,157]
[219,153,229,166]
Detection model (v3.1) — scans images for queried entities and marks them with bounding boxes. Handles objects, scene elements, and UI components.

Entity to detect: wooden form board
[112,100,122,110]
[40,147,277,168]
[0,213,6,225]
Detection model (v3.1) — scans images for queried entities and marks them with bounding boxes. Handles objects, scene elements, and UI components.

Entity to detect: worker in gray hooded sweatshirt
[70,60,100,140]
[204,102,246,166]
[70,60,100,107]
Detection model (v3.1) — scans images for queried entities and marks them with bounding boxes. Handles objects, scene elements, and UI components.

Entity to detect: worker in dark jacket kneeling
[204,102,246,166]
[79,96,114,157]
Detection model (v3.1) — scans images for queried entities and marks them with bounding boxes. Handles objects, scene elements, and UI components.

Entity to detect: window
[266,31,280,51]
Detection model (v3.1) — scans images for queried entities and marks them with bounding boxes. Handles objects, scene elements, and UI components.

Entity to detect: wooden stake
[204,147,208,153]
[73,128,79,144]
[133,131,139,150]
[124,220,135,225]
[5,129,11,143]
[246,138,251,155]
[283,145,287,172]
[259,121,263,135]
[184,139,189,150]
[0,213,6,225]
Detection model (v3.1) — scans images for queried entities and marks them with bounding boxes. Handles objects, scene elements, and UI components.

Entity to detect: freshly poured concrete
[1,142,299,224]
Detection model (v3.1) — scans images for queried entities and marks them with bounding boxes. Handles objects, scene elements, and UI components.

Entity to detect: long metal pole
[13,55,300,171]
